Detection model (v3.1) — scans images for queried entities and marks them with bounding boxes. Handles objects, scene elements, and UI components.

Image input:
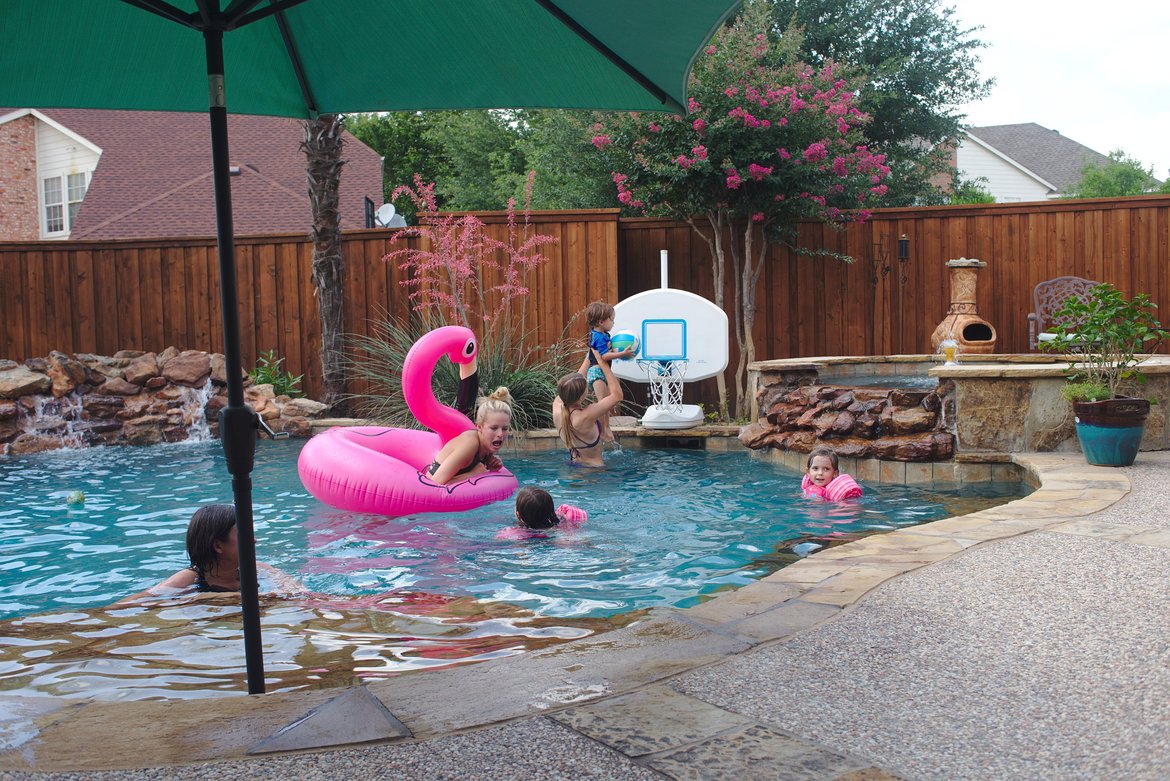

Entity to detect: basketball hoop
[638,359,687,413]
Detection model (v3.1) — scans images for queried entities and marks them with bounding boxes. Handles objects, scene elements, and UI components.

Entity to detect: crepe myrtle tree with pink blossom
[591,2,890,420]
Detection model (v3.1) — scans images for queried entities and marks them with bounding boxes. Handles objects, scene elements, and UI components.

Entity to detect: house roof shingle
[10,109,382,240]
[964,122,1112,192]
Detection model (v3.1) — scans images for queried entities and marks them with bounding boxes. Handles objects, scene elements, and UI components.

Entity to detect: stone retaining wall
[0,349,328,457]
[739,365,955,462]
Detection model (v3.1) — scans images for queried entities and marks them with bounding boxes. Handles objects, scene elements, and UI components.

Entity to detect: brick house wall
[0,115,40,241]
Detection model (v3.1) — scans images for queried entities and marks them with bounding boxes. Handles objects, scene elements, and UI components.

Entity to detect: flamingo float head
[402,326,481,445]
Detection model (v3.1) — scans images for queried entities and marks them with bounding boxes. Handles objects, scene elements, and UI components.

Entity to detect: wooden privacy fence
[2,196,1168,406]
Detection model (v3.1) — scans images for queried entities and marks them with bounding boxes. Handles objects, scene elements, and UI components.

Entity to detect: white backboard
[611,288,728,382]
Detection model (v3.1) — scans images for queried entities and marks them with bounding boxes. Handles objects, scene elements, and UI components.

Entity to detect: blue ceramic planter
[1074,421,1145,467]
[1072,397,1150,466]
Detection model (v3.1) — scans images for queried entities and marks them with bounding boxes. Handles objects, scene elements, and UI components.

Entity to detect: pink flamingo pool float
[298,326,518,516]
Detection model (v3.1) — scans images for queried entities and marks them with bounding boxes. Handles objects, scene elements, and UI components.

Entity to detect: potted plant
[1044,283,1168,466]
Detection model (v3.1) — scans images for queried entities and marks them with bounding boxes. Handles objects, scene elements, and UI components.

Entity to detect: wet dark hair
[806,447,840,470]
[585,301,615,328]
[515,487,560,530]
[186,504,236,572]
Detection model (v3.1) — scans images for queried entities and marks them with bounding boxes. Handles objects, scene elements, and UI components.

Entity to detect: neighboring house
[955,122,1112,202]
[0,108,383,241]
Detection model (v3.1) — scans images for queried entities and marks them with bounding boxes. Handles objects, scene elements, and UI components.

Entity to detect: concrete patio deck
[2,451,1168,781]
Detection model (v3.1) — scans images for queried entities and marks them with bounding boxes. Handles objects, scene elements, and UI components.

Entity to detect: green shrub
[344,315,584,431]
[250,349,303,398]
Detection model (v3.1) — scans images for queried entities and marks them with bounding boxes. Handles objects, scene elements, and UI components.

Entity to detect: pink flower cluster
[803,143,828,163]
[613,171,643,208]
[748,163,773,181]
[386,175,557,326]
[591,135,612,149]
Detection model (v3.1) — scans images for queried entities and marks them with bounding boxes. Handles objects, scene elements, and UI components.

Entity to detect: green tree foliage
[508,109,620,209]
[423,111,527,211]
[344,112,449,222]
[768,0,992,205]
[949,175,995,204]
[1064,149,1164,199]
[593,0,891,418]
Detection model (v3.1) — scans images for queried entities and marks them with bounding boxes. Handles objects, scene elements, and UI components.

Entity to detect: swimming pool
[0,439,1028,699]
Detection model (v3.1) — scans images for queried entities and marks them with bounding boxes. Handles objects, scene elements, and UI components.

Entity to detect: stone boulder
[124,353,159,385]
[47,351,89,397]
[100,377,143,396]
[162,351,211,387]
[209,353,249,386]
[82,394,126,419]
[0,366,51,399]
[274,416,313,438]
[281,398,329,418]
[0,400,18,420]
[122,415,167,446]
[8,433,63,456]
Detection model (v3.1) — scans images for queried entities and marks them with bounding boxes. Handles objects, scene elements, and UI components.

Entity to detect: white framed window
[42,171,89,236]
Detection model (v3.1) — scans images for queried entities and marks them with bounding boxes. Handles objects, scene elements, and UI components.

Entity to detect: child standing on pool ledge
[801,447,864,501]
[496,487,587,539]
[584,300,636,442]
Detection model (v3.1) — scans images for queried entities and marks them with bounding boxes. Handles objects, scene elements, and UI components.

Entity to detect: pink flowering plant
[592,0,890,418]
[347,173,574,430]
[385,171,558,344]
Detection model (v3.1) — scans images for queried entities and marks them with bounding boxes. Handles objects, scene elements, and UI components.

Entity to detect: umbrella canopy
[0,0,739,695]
[5,1,737,116]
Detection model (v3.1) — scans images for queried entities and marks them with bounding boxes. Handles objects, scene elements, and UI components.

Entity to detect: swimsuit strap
[567,412,603,460]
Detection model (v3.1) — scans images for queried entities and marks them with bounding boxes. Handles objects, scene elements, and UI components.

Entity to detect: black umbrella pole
[205,24,265,696]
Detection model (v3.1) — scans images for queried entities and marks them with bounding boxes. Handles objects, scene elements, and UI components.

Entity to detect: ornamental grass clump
[1043,283,1167,402]
[345,173,580,430]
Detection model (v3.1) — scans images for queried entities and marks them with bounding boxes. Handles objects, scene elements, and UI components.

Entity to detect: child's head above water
[515,487,560,530]
[806,447,840,488]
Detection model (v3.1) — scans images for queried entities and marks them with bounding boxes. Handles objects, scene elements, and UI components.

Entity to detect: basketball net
[637,359,687,413]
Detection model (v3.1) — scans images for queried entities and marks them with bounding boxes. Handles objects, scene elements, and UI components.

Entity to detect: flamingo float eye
[463,338,477,359]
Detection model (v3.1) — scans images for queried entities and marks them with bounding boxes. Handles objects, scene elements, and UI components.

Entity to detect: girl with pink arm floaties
[801,447,864,501]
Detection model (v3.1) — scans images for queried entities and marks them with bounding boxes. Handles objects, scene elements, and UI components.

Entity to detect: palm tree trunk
[302,115,346,410]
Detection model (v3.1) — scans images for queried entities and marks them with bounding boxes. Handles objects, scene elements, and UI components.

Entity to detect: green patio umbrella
[0,0,739,694]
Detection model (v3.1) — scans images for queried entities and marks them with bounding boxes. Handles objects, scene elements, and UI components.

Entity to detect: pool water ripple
[0,439,1028,699]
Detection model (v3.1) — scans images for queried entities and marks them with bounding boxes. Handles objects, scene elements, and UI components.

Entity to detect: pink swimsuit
[801,474,863,501]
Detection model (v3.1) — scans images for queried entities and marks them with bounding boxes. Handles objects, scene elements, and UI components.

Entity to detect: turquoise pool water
[0,439,1026,620]
[0,439,1028,699]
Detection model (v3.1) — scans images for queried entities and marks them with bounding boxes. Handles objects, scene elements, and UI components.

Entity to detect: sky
[945,0,1170,178]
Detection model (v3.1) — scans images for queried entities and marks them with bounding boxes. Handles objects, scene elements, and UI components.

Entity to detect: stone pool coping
[0,452,1143,774]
